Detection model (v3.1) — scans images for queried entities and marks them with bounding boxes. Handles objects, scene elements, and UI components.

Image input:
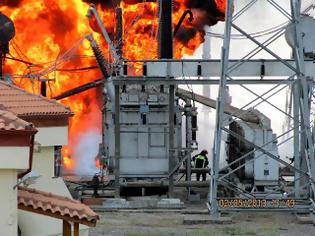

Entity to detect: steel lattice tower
[209,0,315,216]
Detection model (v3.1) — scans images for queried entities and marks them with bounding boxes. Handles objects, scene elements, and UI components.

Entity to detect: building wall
[0,170,17,235]
[18,177,89,236]
[31,126,68,178]
[18,123,89,235]
[32,146,55,178]
[0,147,30,169]
[35,127,68,146]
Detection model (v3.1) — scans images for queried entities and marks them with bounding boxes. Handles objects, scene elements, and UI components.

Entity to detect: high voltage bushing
[115,7,123,57]
[86,34,110,78]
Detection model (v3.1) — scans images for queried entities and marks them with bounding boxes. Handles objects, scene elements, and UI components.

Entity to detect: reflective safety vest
[194,155,205,168]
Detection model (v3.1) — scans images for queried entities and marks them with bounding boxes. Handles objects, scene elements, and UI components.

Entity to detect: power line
[206,21,288,40]
[4,56,99,72]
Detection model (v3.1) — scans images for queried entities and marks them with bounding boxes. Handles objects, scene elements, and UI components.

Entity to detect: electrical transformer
[226,110,280,189]
[104,84,182,178]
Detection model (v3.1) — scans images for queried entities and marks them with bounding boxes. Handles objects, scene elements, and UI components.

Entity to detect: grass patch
[222,226,257,235]
[125,231,216,236]
[220,224,280,236]
[126,232,177,236]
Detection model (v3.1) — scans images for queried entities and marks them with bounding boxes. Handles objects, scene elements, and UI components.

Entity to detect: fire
[95,159,101,169]
[0,0,225,173]
[62,148,74,170]
[215,0,227,17]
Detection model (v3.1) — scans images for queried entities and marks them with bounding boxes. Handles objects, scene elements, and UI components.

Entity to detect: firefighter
[192,150,209,181]
[91,173,100,197]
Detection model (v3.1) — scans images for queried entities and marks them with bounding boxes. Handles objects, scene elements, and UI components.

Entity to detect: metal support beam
[120,180,210,188]
[209,0,233,216]
[113,77,298,86]
[231,23,297,73]
[114,85,120,198]
[290,0,315,197]
[267,0,292,20]
[232,0,257,22]
[119,59,315,78]
[177,88,260,123]
[185,99,192,196]
[293,82,301,198]
[168,84,175,197]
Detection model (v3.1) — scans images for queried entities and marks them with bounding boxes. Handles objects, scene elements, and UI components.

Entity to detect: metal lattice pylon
[209,0,315,216]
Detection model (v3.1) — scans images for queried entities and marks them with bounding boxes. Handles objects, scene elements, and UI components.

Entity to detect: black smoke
[37,1,75,50]
[0,0,23,8]
[82,0,156,8]
[82,0,225,53]
[174,0,224,46]
[185,0,224,23]
[82,0,113,9]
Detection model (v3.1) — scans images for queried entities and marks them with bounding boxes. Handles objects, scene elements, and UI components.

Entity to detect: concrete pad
[188,193,200,202]
[128,196,158,201]
[296,214,313,224]
[183,215,232,225]
[101,198,184,209]
[102,198,130,209]
[157,198,184,208]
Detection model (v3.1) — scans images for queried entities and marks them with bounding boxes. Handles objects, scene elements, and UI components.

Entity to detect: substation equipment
[208,0,315,218]
[51,0,315,218]
[85,1,283,199]
[0,12,15,79]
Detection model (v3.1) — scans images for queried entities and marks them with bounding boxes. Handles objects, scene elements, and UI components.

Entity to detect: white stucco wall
[35,126,68,147]
[32,126,68,178]
[32,146,55,178]
[18,177,89,236]
[0,169,17,236]
[18,124,90,235]
[0,147,29,170]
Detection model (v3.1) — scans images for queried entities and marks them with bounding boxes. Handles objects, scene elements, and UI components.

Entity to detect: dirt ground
[89,209,314,236]
[86,185,314,236]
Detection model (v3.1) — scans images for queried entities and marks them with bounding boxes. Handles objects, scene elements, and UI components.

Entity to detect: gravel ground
[87,187,314,236]
[89,210,314,236]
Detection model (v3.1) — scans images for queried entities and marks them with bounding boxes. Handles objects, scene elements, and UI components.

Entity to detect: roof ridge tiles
[0,81,69,106]
[18,186,99,225]
[0,81,73,118]
[0,109,37,132]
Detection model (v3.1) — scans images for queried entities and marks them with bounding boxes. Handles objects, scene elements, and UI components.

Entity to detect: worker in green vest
[192,150,209,181]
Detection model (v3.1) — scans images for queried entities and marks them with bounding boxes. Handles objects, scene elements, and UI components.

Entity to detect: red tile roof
[0,81,73,118]
[18,187,99,226]
[0,109,36,132]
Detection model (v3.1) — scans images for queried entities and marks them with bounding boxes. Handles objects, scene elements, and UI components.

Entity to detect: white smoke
[73,129,101,175]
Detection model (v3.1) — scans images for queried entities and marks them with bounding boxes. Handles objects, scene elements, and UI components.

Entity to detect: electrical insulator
[91,45,109,78]
[86,34,109,78]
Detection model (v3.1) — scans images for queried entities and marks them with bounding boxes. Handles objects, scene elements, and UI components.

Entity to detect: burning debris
[0,0,225,173]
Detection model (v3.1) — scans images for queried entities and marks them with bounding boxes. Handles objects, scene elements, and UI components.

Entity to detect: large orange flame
[0,0,225,173]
